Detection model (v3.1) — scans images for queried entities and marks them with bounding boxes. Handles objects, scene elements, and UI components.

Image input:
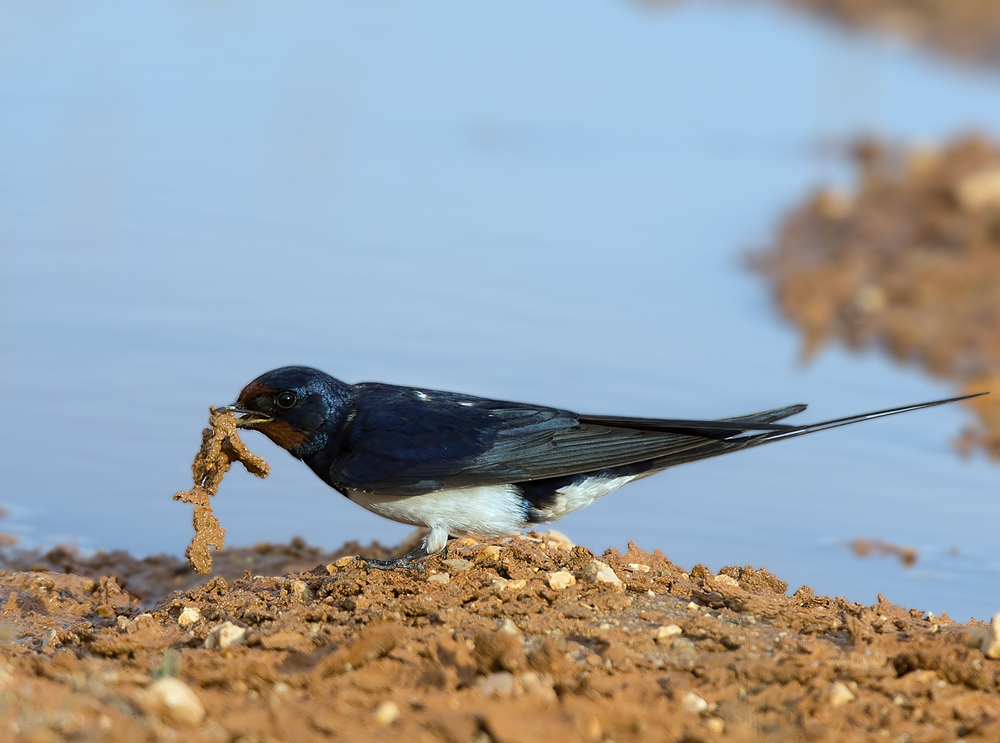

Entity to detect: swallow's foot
[357,544,429,572]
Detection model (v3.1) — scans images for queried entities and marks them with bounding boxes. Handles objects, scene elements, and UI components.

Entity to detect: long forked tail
[579,393,986,444]
[611,391,989,475]
[740,392,988,447]
[571,392,989,478]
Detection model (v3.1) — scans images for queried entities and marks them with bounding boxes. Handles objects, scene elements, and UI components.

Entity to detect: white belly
[346,484,527,553]
[344,473,639,554]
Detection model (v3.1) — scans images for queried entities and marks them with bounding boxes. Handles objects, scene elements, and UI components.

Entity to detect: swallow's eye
[276,391,298,409]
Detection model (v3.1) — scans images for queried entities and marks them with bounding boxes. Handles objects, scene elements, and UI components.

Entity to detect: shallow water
[1,0,998,620]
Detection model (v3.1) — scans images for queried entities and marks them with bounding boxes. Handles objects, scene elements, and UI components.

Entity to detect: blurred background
[2,0,999,620]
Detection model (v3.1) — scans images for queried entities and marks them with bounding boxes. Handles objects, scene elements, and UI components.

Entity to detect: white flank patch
[541,475,636,520]
[347,484,525,553]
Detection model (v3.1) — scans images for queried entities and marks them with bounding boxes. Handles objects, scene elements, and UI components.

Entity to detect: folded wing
[329,385,818,496]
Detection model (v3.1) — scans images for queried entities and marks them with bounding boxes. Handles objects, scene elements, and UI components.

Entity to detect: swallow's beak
[214,404,273,428]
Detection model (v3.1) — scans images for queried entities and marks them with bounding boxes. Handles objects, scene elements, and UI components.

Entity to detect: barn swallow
[217,366,983,569]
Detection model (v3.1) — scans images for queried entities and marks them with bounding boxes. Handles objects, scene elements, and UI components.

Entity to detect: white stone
[177,607,201,627]
[681,692,708,714]
[327,556,357,572]
[583,560,624,591]
[547,571,576,590]
[499,619,521,636]
[373,700,399,726]
[491,578,526,593]
[654,624,683,643]
[204,621,246,650]
[519,671,557,702]
[146,677,205,726]
[705,717,725,734]
[829,681,856,707]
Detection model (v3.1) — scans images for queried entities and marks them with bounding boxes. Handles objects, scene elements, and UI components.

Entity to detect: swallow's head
[217,366,352,458]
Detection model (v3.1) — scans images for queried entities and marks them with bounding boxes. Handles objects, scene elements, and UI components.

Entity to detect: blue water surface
[1,0,998,620]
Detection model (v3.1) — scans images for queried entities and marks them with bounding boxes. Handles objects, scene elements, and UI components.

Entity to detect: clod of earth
[172,408,271,574]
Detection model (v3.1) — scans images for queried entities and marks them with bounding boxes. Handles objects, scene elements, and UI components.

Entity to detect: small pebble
[177,607,201,627]
[373,700,399,726]
[499,618,521,636]
[327,556,357,573]
[491,578,526,593]
[146,677,205,726]
[442,558,472,572]
[583,559,624,591]
[681,692,708,714]
[204,621,246,651]
[547,571,577,590]
[519,671,557,702]
[713,573,740,587]
[829,681,856,707]
[705,717,725,734]
[627,563,650,573]
[427,573,450,584]
[287,579,314,602]
[476,545,502,561]
[654,624,683,643]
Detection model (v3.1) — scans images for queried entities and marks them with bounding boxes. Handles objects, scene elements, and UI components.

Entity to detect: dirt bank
[3,533,999,742]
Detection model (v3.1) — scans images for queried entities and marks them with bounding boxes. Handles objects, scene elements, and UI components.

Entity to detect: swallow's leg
[357,544,430,571]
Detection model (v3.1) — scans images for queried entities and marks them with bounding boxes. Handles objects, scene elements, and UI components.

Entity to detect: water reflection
[732,0,1000,69]
[753,135,1000,460]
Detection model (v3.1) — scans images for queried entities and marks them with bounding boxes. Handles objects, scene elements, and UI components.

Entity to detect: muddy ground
[744,0,1000,68]
[754,134,1000,461]
[3,532,1000,742]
